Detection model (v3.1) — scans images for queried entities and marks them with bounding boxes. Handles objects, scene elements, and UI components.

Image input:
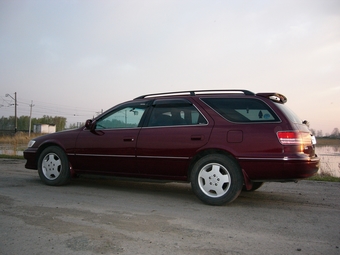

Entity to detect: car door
[136,99,213,179]
[73,102,148,175]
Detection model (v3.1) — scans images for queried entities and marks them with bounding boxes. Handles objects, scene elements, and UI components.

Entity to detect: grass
[0,132,43,151]
[0,154,24,159]
[308,175,340,182]
[316,137,340,146]
[0,132,42,144]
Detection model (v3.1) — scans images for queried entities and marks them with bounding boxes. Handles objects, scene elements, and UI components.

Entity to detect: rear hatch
[256,93,317,158]
[274,103,317,157]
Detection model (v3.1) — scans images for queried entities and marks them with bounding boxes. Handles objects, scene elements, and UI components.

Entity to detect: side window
[201,98,280,123]
[96,105,147,129]
[148,103,207,127]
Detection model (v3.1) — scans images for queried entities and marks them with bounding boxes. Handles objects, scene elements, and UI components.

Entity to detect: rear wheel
[38,146,70,186]
[190,154,243,205]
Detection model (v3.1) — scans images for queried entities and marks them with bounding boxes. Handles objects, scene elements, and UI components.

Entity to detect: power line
[2,97,100,118]
[5,92,18,132]
[1,94,107,125]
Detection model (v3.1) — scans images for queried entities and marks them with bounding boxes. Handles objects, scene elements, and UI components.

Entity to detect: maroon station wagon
[24,90,320,205]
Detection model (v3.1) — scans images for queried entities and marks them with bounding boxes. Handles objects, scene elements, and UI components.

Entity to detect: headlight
[28,140,36,148]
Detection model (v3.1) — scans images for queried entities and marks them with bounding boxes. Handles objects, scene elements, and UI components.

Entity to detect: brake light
[277,131,302,145]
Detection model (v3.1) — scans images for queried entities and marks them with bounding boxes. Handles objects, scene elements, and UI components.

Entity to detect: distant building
[33,124,56,134]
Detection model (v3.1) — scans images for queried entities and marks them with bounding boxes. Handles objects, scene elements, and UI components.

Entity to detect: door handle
[123,137,135,142]
[191,135,203,141]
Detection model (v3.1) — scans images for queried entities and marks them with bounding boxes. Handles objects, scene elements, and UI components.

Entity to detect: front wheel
[38,146,70,186]
[190,154,243,205]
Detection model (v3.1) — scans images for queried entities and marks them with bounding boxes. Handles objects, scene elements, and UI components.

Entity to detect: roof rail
[134,89,255,99]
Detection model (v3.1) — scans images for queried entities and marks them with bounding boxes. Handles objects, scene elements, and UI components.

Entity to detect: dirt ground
[0,158,339,255]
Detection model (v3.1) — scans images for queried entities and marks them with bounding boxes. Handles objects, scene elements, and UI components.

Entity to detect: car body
[24,90,320,205]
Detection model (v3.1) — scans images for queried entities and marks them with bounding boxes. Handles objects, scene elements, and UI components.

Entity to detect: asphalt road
[0,158,339,255]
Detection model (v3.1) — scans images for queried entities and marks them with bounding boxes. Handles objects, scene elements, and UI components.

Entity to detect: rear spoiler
[256,93,287,104]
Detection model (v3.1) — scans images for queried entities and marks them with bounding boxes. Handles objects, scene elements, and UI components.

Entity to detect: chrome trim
[72,154,135,158]
[239,157,318,161]
[239,157,284,161]
[69,154,189,160]
[137,155,189,160]
[141,123,208,129]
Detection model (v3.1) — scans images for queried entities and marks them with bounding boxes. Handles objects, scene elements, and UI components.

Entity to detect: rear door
[136,99,213,179]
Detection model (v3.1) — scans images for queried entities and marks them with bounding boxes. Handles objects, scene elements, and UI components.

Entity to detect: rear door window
[201,98,280,123]
[147,99,207,127]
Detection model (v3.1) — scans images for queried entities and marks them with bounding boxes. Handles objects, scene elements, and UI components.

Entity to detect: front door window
[96,106,146,129]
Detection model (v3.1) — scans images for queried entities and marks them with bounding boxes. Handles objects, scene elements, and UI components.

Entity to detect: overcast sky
[1,0,339,134]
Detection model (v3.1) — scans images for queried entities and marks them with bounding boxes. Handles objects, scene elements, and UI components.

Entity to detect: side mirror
[302,120,309,127]
[85,119,93,130]
[84,119,103,135]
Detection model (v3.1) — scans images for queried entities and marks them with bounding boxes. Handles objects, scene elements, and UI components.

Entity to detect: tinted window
[275,103,302,124]
[202,98,280,123]
[148,104,207,127]
[96,105,147,129]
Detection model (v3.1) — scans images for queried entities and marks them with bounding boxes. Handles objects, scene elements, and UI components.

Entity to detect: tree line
[0,115,67,132]
[311,128,340,138]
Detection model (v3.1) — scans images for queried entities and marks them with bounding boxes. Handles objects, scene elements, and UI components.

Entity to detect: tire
[243,182,264,192]
[38,146,70,186]
[190,154,243,205]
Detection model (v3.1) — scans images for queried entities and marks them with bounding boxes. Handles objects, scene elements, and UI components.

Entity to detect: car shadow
[26,174,316,208]
[70,174,197,202]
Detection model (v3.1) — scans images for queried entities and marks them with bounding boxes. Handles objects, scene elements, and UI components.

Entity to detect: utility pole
[29,100,34,137]
[14,92,17,133]
[5,92,18,133]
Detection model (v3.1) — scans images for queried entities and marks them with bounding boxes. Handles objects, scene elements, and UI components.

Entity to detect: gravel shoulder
[0,159,339,255]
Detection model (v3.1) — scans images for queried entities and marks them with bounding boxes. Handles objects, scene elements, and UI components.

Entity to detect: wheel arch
[189,150,246,205]
[35,142,67,168]
[37,144,73,185]
[188,149,251,186]
[188,149,239,176]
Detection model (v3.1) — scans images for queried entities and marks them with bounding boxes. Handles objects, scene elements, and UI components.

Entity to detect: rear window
[201,98,280,123]
[275,103,302,124]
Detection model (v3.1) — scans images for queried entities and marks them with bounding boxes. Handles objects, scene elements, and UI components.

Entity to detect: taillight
[277,131,302,145]
[277,131,312,146]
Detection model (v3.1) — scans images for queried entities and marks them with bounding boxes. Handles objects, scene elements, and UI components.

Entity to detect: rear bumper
[238,155,320,180]
[283,156,320,179]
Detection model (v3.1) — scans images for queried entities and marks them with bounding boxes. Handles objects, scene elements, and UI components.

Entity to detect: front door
[73,103,148,175]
